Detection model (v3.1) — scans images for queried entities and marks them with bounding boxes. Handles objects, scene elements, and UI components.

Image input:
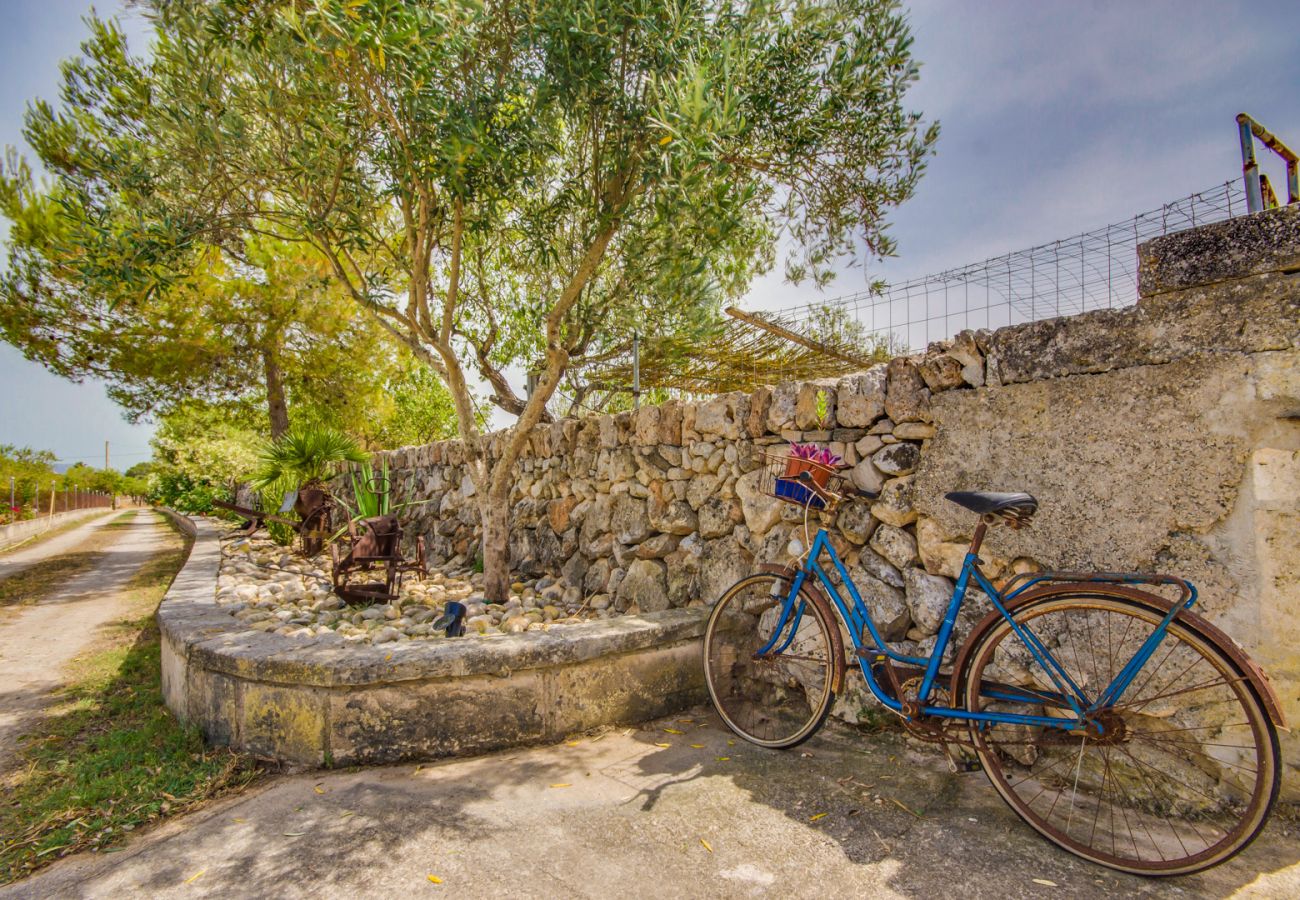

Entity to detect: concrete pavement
[6,709,1296,899]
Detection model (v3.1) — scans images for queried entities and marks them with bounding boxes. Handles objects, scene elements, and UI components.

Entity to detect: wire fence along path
[781,181,1248,353]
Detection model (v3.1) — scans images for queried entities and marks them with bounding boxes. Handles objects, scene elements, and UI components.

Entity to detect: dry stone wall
[375,206,1300,782]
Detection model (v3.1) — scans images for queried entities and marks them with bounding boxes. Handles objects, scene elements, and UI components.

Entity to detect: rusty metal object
[330,513,427,606]
[1237,112,1299,212]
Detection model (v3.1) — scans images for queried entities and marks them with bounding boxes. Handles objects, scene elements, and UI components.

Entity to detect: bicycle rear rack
[1001,571,1195,608]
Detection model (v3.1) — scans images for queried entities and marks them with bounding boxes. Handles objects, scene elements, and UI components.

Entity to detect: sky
[2,0,1299,459]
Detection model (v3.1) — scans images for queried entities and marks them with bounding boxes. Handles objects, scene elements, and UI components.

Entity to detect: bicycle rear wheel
[704,573,840,749]
[960,592,1279,876]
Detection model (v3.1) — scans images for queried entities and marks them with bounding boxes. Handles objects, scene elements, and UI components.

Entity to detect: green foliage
[149,401,262,488]
[147,472,230,516]
[250,424,367,490]
[348,459,391,520]
[0,444,58,508]
[6,0,936,597]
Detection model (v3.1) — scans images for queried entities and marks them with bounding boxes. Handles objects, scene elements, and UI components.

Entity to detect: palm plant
[250,424,368,491]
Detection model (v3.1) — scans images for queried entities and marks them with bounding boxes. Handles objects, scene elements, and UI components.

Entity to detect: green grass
[0,513,262,884]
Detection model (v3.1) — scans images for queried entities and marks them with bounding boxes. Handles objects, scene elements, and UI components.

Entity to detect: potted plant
[777,443,842,506]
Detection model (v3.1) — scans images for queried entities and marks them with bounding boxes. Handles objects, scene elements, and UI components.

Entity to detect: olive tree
[15,0,935,599]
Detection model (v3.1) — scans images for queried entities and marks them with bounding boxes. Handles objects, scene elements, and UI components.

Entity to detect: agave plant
[348,459,391,519]
[250,424,368,491]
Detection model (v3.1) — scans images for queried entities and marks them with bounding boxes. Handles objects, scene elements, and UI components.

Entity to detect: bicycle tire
[959,591,1279,876]
[703,573,841,749]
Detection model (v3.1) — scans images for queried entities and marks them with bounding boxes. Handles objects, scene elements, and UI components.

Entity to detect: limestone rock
[915,517,969,580]
[648,495,698,536]
[736,468,782,535]
[700,538,754,606]
[869,523,918,570]
[616,559,669,613]
[766,381,799,432]
[836,500,876,545]
[856,545,904,588]
[610,494,651,545]
[795,380,837,430]
[904,568,955,635]
[884,358,932,423]
[698,497,740,539]
[849,459,885,495]
[871,475,917,527]
[836,367,887,427]
[917,353,966,392]
[872,442,920,477]
[849,570,911,641]
[635,533,681,559]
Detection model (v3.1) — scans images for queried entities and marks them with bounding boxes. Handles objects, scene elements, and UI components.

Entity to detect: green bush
[147,472,231,516]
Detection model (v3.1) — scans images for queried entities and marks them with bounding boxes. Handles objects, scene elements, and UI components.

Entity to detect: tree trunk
[263,350,290,439]
[479,492,511,603]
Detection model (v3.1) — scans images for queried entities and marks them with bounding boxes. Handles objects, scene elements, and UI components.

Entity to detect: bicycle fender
[950,582,1287,729]
[758,564,848,694]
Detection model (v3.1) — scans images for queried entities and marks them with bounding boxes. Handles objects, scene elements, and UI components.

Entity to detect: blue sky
[3,0,1299,460]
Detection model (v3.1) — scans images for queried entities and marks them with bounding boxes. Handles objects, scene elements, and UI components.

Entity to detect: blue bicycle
[703,453,1283,876]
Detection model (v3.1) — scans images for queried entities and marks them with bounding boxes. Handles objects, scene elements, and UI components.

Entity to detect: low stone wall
[159,518,707,766]
[375,205,1299,786]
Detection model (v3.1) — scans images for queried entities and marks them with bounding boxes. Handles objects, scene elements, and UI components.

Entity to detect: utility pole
[105,440,110,471]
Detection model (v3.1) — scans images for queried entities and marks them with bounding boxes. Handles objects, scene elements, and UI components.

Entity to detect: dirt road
[0,510,173,773]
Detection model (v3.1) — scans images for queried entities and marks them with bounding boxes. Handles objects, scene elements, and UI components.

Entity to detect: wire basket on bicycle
[757,445,853,512]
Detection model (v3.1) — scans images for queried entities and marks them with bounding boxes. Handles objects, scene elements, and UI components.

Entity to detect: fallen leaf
[566,741,581,747]
[664,728,684,735]
[655,742,672,748]
[283,831,308,837]
[809,812,828,822]
[427,874,443,884]
[715,756,730,762]
[690,744,705,749]
[184,869,206,884]
[384,653,393,661]
[889,798,922,819]
[550,783,571,788]
[659,135,673,146]
[727,739,735,746]
[231,817,247,824]
[700,838,713,853]
[314,786,325,795]
[339,811,355,819]
[1032,879,1058,887]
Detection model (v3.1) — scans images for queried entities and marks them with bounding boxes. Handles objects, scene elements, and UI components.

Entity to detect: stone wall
[376,206,1299,787]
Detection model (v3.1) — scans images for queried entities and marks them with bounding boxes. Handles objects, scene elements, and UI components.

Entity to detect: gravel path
[0,511,118,582]
[0,510,172,773]
[5,709,1295,899]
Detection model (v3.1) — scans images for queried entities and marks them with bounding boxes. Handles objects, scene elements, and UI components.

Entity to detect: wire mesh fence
[781,180,1248,353]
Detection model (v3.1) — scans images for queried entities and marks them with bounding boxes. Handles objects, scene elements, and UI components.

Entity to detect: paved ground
[7,709,1296,899]
[0,510,171,773]
[0,511,117,582]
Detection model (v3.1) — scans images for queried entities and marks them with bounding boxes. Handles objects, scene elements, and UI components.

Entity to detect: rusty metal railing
[1237,113,1298,213]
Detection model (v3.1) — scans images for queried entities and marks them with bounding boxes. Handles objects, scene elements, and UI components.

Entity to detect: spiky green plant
[348,460,390,519]
[250,425,367,491]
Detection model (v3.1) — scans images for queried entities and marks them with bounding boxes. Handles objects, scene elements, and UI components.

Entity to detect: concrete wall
[371,205,1299,785]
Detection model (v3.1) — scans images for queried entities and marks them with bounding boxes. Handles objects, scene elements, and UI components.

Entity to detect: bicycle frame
[758,523,1198,734]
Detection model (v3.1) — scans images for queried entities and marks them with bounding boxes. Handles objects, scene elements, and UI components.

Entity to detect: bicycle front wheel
[704,573,840,749]
[960,592,1279,876]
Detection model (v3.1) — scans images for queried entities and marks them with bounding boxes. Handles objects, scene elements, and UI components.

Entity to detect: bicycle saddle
[944,491,1038,527]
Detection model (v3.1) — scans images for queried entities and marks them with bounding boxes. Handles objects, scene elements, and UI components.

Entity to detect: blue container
[774,477,825,509]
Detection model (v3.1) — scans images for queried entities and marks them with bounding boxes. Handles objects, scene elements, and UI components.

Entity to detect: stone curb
[157,514,710,765]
